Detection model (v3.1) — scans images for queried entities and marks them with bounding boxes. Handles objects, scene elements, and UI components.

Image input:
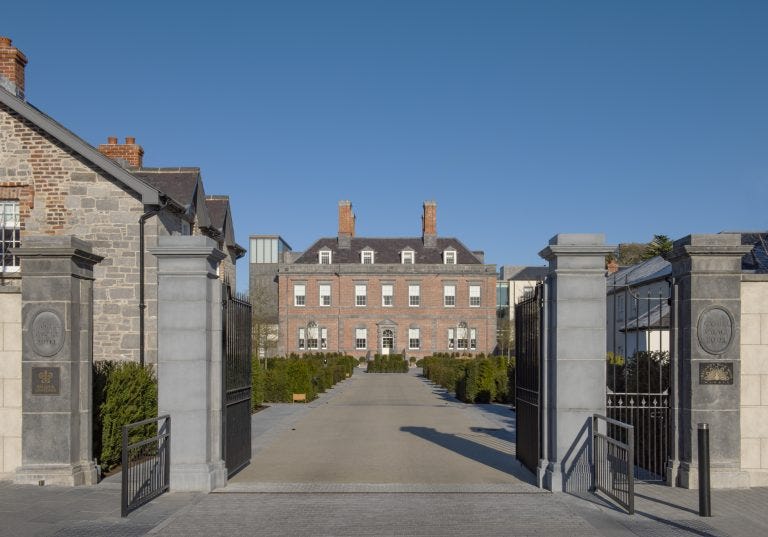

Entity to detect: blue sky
[4,1,768,291]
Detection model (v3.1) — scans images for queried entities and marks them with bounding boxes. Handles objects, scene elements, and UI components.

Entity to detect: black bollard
[698,423,711,517]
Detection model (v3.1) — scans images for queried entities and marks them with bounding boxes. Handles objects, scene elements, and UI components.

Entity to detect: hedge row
[252,353,357,406]
[421,353,513,403]
[93,361,158,472]
[366,354,409,373]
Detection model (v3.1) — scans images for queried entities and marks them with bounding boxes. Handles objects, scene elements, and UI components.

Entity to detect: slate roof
[133,168,200,208]
[500,265,549,281]
[607,232,768,290]
[293,237,484,264]
[622,302,670,331]
[607,256,671,290]
[205,196,228,231]
[739,233,768,273]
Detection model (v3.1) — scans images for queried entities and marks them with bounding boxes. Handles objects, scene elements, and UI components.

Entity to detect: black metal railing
[608,282,671,482]
[222,282,252,478]
[515,282,543,474]
[593,414,634,515]
[121,415,170,518]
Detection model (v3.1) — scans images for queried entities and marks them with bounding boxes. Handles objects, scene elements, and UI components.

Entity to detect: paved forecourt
[227,368,536,491]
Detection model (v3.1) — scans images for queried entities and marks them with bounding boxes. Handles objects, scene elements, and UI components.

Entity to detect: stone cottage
[0,36,244,479]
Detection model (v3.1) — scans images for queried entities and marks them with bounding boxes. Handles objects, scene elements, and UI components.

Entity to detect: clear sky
[4,1,768,291]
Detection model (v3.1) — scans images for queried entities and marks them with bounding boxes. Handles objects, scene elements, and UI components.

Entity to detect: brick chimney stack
[338,200,355,249]
[0,37,28,99]
[422,200,437,248]
[97,136,144,168]
[607,259,619,274]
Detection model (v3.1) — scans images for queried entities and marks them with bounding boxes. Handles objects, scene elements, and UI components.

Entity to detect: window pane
[271,239,278,263]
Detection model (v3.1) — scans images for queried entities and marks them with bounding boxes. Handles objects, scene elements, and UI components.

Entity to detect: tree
[642,234,673,260]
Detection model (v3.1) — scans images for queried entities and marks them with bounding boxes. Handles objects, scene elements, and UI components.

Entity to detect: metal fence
[608,282,671,482]
[593,414,634,515]
[121,415,170,518]
[515,282,543,475]
[222,282,252,478]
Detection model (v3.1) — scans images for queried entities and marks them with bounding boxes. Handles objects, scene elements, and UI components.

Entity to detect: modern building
[250,200,497,357]
[496,265,548,356]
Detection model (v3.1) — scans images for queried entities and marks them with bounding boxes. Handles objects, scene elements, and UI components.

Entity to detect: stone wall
[0,286,21,479]
[740,276,768,486]
[0,102,182,365]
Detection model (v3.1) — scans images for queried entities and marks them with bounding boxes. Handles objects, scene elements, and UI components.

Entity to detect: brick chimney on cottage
[0,37,28,99]
[98,136,144,168]
[607,259,619,274]
[422,200,437,248]
[337,200,355,249]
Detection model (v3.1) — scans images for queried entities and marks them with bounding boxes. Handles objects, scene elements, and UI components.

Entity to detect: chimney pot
[98,136,144,168]
[0,37,12,48]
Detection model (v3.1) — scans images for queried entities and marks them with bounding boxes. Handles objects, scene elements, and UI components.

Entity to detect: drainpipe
[138,199,167,366]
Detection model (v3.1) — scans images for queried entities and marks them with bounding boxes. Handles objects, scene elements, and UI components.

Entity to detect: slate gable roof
[293,237,483,264]
[133,168,200,208]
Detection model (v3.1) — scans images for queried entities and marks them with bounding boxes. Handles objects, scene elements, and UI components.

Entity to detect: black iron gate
[607,280,671,482]
[222,282,252,478]
[515,282,543,474]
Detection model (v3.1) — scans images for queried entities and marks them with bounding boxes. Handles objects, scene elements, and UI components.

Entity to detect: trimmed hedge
[422,353,512,404]
[251,353,357,405]
[366,354,408,373]
[93,361,158,471]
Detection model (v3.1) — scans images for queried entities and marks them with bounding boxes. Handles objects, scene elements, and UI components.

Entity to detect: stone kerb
[13,235,103,486]
[667,234,753,489]
[149,235,227,492]
[539,234,615,492]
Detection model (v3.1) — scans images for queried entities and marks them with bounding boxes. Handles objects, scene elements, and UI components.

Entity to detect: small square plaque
[31,367,60,395]
[699,362,733,385]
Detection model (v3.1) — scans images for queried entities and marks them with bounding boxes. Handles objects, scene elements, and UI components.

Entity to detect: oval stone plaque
[697,306,733,355]
[31,310,65,357]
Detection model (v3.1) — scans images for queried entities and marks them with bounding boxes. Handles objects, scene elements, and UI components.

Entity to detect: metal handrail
[121,414,171,517]
[593,413,635,515]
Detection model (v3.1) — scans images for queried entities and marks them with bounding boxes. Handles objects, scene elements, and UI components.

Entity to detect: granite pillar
[667,234,752,488]
[13,236,103,486]
[149,236,227,492]
[539,234,615,492]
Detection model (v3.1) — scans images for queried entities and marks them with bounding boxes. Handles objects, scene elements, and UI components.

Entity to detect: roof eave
[0,87,161,205]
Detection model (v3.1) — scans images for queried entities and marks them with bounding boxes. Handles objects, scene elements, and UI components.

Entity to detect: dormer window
[319,249,332,264]
[361,249,374,264]
[443,249,456,264]
[401,250,415,264]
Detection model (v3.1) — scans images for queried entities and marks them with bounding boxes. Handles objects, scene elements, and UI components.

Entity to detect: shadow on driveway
[401,426,535,485]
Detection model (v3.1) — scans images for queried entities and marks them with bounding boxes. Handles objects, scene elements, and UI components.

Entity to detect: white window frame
[444,284,456,307]
[319,284,331,307]
[408,328,420,350]
[443,249,456,264]
[401,250,414,264]
[447,328,455,350]
[470,328,477,350]
[307,323,319,350]
[409,284,420,307]
[457,324,468,350]
[294,283,306,307]
[355,328,367,350]
[355,284,367,307]
[382,284,394,307]
[298,328,306,350]
[0,200,20,273]
[469,284,481,307]
[319,250,332,264]
[361,250,374,264]
[320,327,328,350]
